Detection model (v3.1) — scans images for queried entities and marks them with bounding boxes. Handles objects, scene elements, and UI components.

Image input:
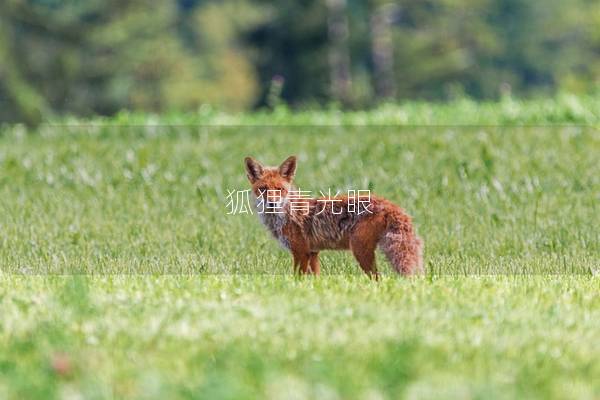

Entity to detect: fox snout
[266,200,279,208]
[262,193,287,210]
[266,192,286,206]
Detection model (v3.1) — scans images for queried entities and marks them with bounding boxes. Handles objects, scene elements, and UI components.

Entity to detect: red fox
[245,156,423,278]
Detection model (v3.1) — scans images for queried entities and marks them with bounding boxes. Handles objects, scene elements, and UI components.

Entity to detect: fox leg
[350,220,383,279]
[309,252,320,275]
[292,253,300,273]
[291,249,311,274]
[350,244,378,279]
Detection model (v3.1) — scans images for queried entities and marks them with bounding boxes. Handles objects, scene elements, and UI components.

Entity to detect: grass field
[1,98,599,398]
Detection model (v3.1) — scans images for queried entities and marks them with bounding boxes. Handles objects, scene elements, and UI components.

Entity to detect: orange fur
[245,156,423,277]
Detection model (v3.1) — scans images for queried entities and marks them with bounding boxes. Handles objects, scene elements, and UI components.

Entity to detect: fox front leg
[291,249,310,275]
[309,252,320,275]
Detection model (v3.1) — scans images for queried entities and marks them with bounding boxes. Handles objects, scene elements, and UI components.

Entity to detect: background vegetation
[1,275,597,399]
[0,101,599,398]
[1,98,599,275]
[1,2,599,398]
[1,0,600,124]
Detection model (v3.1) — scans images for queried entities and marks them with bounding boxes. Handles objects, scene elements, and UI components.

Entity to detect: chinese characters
[226,189,372,215]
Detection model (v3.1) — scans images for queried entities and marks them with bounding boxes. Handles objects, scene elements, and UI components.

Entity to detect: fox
[244,156,423,278]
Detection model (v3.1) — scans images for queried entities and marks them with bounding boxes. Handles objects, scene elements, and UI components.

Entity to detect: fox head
[244,156,297,209]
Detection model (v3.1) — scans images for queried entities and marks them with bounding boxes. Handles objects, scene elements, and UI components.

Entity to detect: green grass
[36,92,600,126]
[2,126,598,275]
[1,276,598,399]
[0,98,599,398]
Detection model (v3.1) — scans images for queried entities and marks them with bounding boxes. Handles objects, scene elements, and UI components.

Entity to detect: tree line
[0,0,598,124]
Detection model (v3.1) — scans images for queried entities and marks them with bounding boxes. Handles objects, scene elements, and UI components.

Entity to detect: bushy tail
[378,209,424,275]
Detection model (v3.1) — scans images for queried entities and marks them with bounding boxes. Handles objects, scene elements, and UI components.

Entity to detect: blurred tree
[385,0,600,99]
[387,0,497,99]
[369,2,399,99]
[246,0,330,107]
[555,0,600,93]
[0,0,599,121]
[0,0,258,123]
[326,0,353,105]
[0,15,49,126]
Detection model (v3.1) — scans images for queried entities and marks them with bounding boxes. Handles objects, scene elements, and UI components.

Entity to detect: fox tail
[378,208,424,275]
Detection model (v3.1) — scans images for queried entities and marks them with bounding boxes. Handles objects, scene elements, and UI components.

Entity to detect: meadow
[0,97,599,399]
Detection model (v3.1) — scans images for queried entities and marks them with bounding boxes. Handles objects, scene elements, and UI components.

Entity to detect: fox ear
[278,156,297,181]
[245,157,264,183]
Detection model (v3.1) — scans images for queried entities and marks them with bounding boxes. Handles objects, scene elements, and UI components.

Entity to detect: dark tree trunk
[370,3,398,100]
[326,0,352,105]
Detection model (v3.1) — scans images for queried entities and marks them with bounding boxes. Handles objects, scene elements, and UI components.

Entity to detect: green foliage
[247,0,600,105]
[0,104,599,398]
[1,0,600,122]
[0,276,598,399]
[246,0,331,105]
[1,99,599,275]
[0,0,258,124]
[44,93,600,126]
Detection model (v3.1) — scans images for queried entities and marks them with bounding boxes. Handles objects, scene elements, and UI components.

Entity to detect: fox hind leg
[349,218,386,279]
[350,233,379,280]
[309,252,320,275]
